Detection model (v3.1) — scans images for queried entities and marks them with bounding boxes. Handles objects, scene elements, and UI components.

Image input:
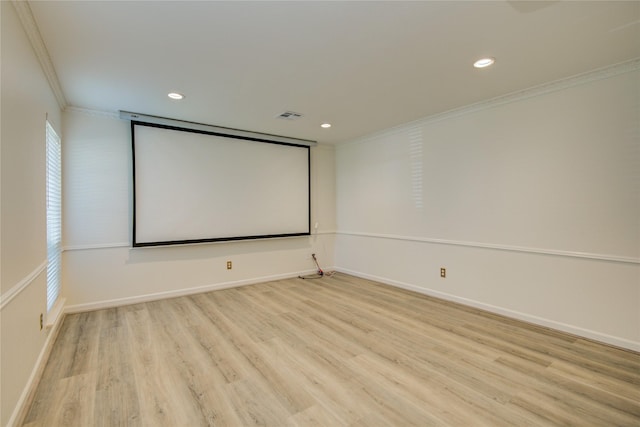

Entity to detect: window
[46,121,61,312]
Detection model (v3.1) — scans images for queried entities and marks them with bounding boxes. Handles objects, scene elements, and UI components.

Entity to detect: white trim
[6,304,66,427]
[63,231,338,252]
[45,297,66,329]
[340,58,640,148]
[11,0,67,109]
[335,267,640,353]
[122,111,318,147]
[337,231,640,265]
[64,106,120,119]
[64,269,321,314]
[0,260,48,310]
[63,242,130,252]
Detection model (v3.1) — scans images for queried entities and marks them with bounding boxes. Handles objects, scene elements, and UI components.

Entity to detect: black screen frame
[131,120,311,247]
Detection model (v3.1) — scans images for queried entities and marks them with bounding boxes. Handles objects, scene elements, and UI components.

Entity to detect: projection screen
[132,121,310,247]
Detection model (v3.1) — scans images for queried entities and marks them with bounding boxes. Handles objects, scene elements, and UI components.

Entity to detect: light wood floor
[23,273,640,426]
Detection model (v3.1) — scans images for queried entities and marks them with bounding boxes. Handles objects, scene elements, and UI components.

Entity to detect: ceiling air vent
[276,111,304,120]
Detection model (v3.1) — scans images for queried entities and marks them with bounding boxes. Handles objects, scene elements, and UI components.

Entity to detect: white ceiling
[28,1,640,144]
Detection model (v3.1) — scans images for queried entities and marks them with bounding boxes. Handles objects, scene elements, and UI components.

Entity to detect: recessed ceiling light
[320,123,332,128]
[473,57,495,68]
[168,92,185,100]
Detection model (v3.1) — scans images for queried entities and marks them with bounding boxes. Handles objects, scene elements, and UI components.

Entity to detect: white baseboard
[335,267,640,353]
[45,297,65,329]
[64,269,320,314]
[6,304,67,427]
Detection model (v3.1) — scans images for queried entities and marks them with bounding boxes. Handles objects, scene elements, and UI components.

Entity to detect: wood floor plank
[22,273,640,426]
[31,372,96,427]
[548,359,640,403]
[94,308,140,426]
[286,404,344,427]
[122,304,181,427]
[345,353,491,426]
[225,378,293,426]
[463,320,640,385]
[197,292,317,415]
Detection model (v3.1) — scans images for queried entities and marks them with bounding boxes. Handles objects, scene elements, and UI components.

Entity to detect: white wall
[1,2,62,425]
[62,109,336,310]
[3,1,636,423]
[335,63,640,351]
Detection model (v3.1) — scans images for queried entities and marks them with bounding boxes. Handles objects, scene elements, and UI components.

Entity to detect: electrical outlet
[40,313,44,330]
[226,261,232,270]
[440,268,446,278]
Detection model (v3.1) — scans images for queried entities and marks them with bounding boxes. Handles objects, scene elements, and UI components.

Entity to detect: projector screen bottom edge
[132,231,312,248]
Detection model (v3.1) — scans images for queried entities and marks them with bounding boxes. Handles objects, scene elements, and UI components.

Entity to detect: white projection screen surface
[132,122,310,247]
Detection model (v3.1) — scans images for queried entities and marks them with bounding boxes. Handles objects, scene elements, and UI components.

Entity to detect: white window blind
[46,121,62,312]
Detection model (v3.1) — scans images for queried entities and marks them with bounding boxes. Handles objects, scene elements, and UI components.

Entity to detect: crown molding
[12,0,67,109]
[342,57,640,147]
